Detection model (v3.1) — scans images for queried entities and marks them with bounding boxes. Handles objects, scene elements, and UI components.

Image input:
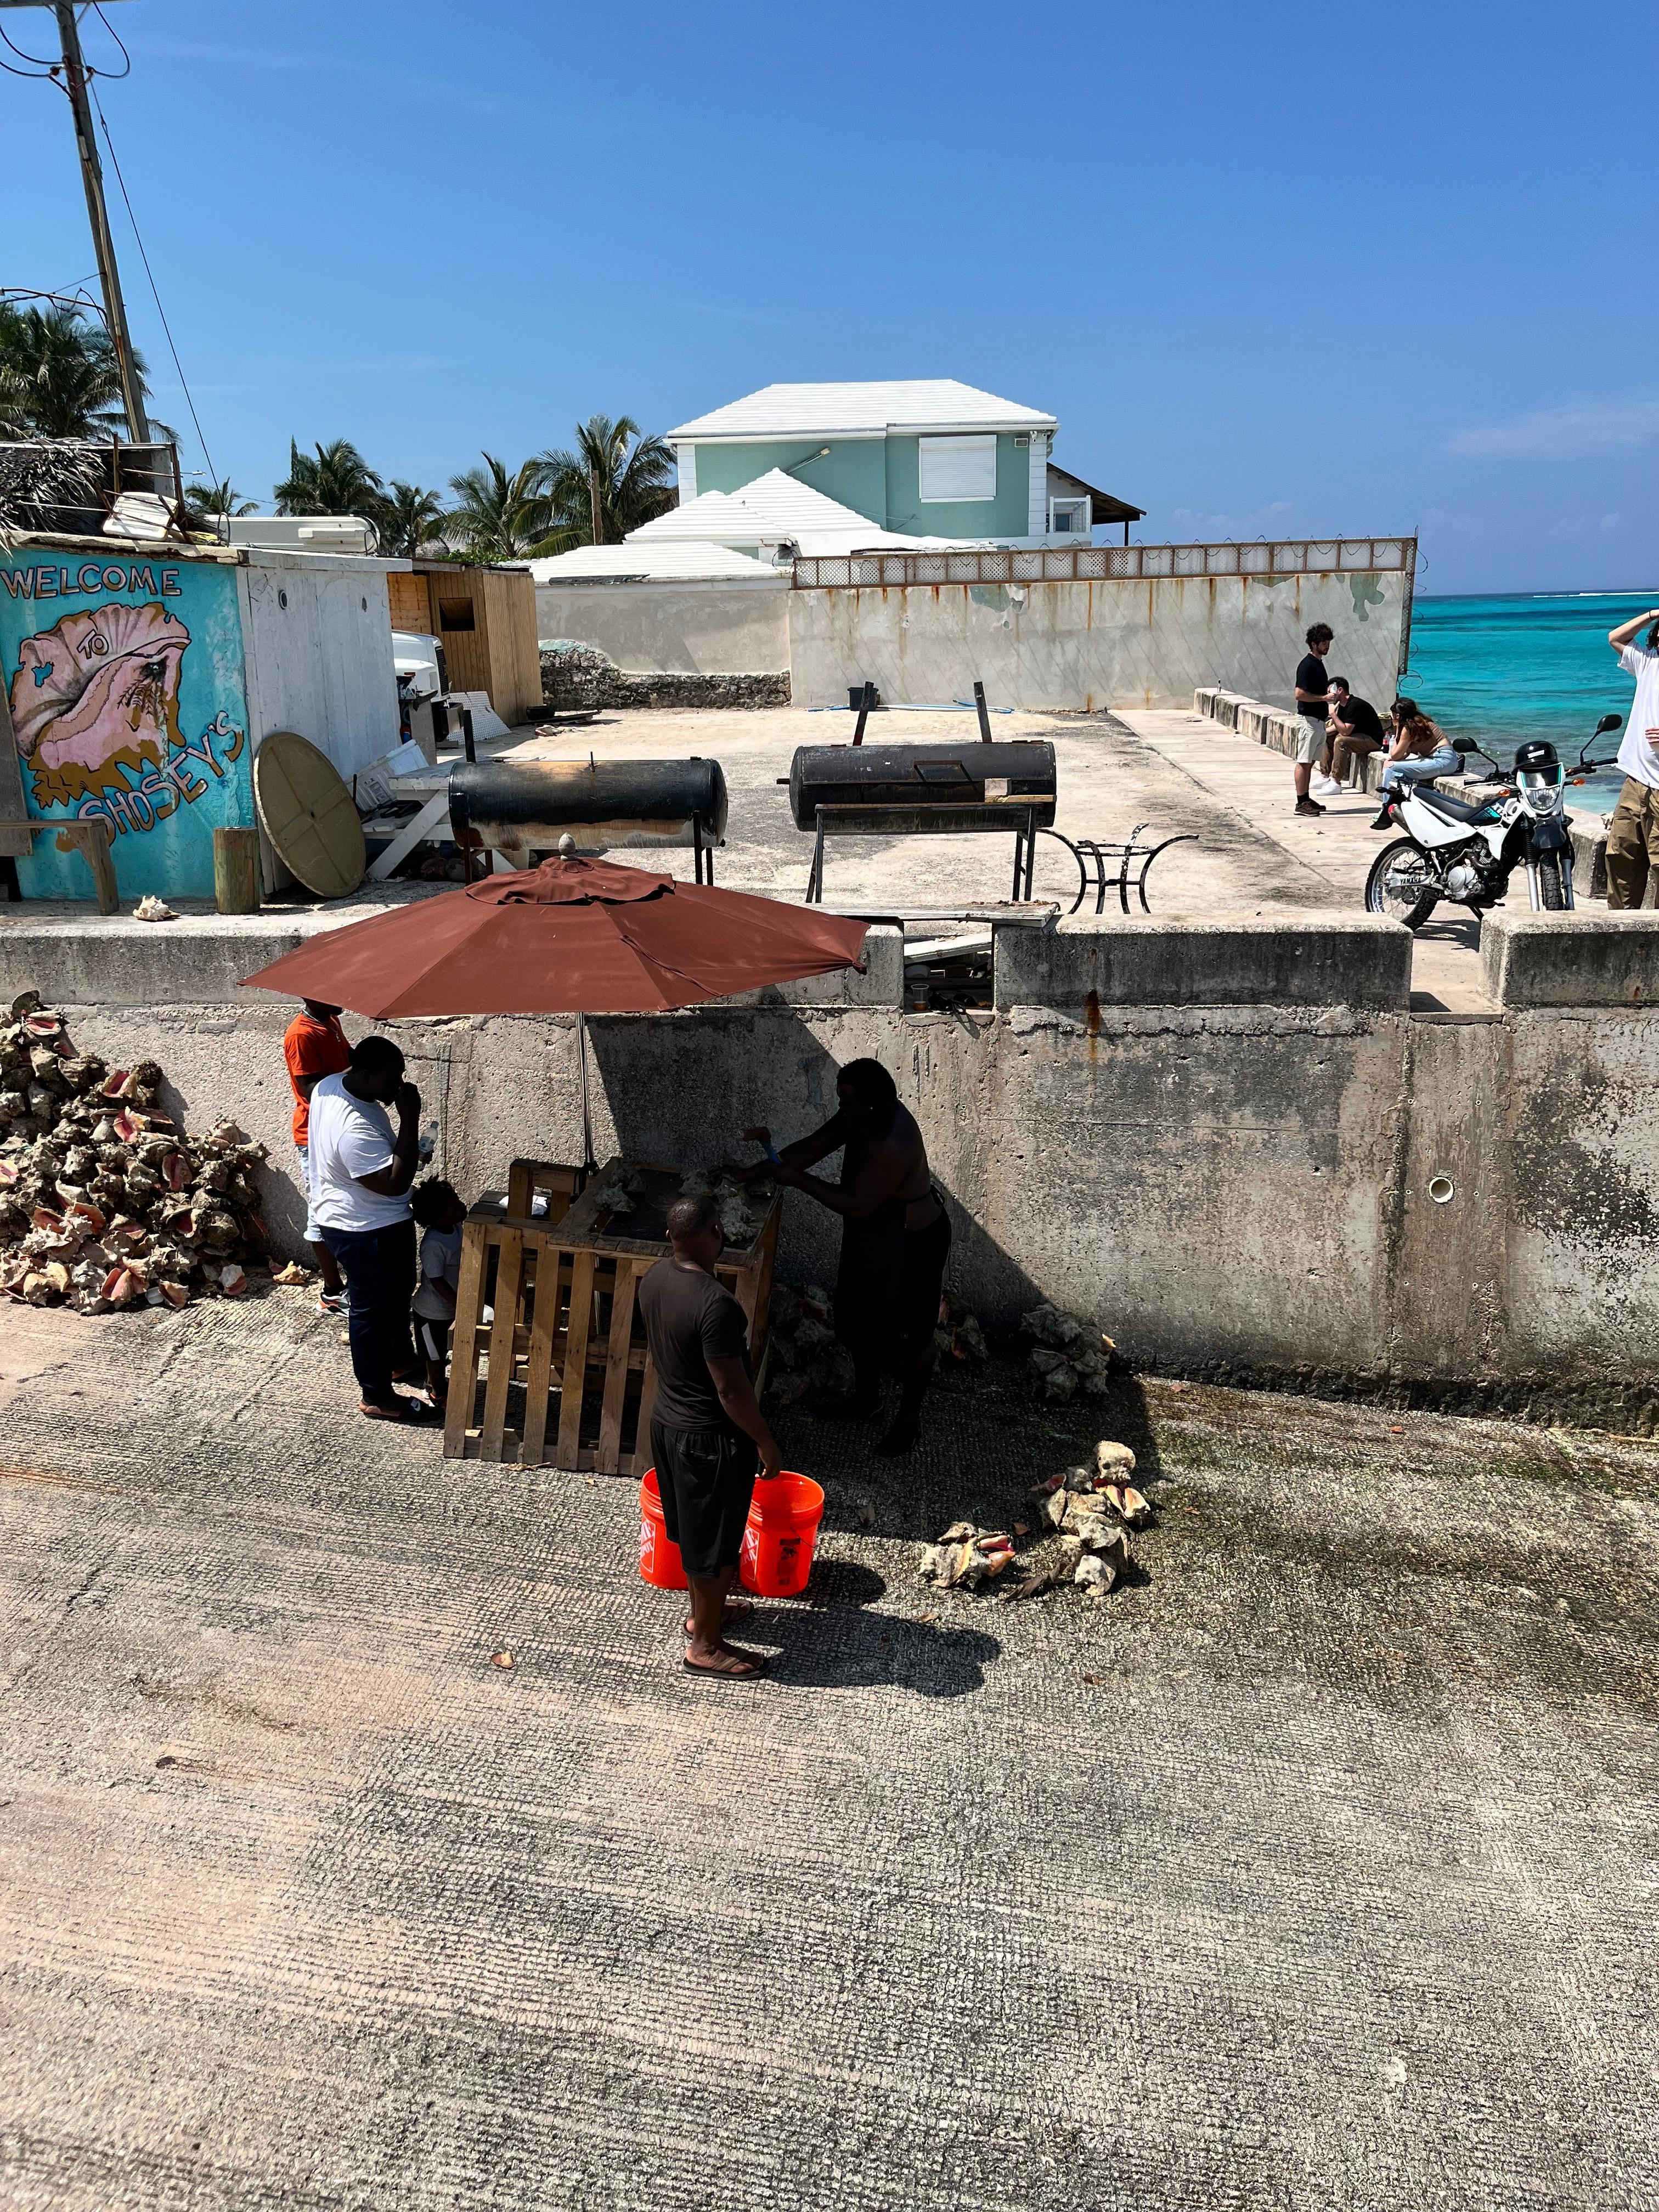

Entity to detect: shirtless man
[741,1057,950,1457]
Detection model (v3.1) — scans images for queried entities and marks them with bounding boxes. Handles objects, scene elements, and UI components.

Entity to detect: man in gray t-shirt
[638,1193,782,1679]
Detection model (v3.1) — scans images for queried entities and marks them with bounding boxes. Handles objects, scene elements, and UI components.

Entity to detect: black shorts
[415,1314,450,1365]
[650,1421,758,1579]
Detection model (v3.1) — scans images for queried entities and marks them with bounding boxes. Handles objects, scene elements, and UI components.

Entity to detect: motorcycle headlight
[1518,773,1563,816]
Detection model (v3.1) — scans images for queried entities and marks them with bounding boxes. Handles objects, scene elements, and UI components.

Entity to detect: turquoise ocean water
[1403,591,1656,800]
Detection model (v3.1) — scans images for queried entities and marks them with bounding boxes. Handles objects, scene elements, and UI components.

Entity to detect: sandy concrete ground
[3,1289,1657,2210]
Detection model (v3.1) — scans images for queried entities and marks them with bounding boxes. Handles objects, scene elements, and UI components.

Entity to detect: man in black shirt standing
[1321,678,1387,790]
[1291,622,1335,817]
[638,1193,783,1679]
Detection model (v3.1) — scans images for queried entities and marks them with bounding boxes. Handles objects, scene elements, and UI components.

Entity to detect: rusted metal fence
[791,536,1415,591]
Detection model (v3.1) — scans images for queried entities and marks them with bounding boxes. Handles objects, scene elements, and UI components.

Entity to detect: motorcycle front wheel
[1365,838,1441,930]
[1535,853,1568,910]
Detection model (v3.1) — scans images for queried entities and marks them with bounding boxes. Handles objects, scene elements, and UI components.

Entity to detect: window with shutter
[917,435,997,503]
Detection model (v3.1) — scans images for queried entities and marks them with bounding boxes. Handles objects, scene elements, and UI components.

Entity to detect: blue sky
[4,0,1654,593]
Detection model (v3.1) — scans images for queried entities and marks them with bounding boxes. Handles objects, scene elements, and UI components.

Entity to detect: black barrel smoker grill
[788,700,1057,902]
[447,758,729,882]
[789,685,1195,912]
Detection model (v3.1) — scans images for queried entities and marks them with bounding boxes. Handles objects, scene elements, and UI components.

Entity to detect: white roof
[626,472,955,556]
[528,541,781,585]
[668,379,1056,443]
[628,470,878,544]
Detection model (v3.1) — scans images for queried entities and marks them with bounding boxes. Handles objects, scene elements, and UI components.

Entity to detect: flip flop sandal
[682,1647,768,1680]
[683,1599,754,1637]
[360,1398,441,1424]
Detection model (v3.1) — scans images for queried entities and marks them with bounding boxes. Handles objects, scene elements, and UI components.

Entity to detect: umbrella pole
[578,1012,596,1172]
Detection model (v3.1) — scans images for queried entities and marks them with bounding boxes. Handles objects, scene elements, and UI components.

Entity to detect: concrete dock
[2,1294,1657,2210]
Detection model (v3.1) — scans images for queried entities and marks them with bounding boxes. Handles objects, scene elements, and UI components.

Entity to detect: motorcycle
[1363,712,1624,930]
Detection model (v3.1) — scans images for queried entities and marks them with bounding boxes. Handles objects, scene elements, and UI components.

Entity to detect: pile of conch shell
[586,1164,648,1218]
[917,1440,1152,1604]
[1020,1301,1115,1401]
[677,1166,776,1249]
[761,1282,855,1407]
[0,992,270,1314]
[933,1292,987,1366]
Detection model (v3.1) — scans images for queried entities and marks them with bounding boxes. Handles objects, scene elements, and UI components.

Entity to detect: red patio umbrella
[240,851,870,1160]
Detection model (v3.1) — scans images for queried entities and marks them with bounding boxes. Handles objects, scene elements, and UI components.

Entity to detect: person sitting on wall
[282,997,351,1315]
[306,1034,438,1424]
[737,1058,951,1458]
[1372,698,1460,827]
[1317,679,1388,793]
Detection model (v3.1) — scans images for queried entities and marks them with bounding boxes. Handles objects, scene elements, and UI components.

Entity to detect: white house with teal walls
[665,380,1139,546]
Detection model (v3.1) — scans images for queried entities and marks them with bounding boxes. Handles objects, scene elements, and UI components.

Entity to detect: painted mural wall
[1,550,253,900]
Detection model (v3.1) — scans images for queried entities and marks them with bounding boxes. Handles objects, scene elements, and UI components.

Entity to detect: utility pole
[0,1,150,444]
[50,2,150,444]
[589,462,603,546]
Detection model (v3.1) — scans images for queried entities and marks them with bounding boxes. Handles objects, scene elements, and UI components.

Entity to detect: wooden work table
[443,1156,780,1474]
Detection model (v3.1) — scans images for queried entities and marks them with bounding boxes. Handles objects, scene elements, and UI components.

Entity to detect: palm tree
[537,414,675,550]
[185,476,257,523]
[381,478,448,558]
[444,453,555,562]
[0,301,151,440]
[273,437,388,523]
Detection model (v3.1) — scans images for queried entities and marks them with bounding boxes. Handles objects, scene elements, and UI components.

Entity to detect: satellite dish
[252,730,366,899]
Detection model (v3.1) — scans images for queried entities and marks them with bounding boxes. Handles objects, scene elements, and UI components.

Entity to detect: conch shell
[9,600,191,808]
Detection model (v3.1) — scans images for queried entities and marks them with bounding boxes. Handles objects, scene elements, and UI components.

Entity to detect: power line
[0,22,63,79]
[89,4,131,79]
[89,83,217,482]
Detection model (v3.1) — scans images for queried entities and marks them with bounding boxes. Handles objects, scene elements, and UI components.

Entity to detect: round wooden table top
[252,731,366,899]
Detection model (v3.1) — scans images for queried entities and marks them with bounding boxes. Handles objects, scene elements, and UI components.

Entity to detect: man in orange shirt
[283,998,351,1310]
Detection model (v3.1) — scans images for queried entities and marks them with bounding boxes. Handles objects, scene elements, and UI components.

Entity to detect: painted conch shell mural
[9,600,190,809]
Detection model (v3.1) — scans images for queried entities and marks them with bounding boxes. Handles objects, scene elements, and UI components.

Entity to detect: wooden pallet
[442,1157,779,1474]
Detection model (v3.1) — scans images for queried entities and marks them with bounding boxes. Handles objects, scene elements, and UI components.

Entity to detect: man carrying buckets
[638,1193,783,1680]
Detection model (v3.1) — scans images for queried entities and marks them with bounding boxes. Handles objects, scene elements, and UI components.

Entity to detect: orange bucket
[739,1472,824,1598]
[637,1469,688,1590]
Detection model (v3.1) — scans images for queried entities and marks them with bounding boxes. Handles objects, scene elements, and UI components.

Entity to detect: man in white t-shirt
[307,1033,437,1424]
[1605,606,1659,910]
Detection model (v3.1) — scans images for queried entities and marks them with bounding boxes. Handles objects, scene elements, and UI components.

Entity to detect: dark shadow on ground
[772,1347,1165,1547]
[752,1557,998,1697]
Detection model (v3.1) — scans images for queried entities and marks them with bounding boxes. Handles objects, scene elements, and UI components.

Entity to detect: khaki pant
[1605,776,1659,910]
[1331,731,1383,783]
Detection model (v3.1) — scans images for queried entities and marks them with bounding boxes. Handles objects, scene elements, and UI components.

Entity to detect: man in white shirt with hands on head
[306,1034,438,1425]
[1605,606,1659,910]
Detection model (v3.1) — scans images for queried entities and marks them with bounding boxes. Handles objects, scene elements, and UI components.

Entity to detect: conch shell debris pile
[585,1164,648,1218]
[677,1167,776,1248]
[0,992,272,1314]
[763,1279,991,1409]
[761,1282,855,1408]
[933,1292,987,1365]
[1020,1301,1115,1401]
[917,1440,1152,1604]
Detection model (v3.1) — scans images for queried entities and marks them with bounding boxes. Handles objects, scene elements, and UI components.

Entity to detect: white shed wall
[236,552,403,783]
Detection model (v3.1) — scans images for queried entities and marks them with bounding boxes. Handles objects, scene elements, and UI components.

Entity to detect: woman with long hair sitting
[1372,697,1460,827]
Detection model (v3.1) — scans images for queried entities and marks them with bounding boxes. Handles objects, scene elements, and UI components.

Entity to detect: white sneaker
[1311,774,1344,798]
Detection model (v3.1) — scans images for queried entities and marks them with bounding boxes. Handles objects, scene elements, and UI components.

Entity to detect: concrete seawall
[788,569,1408,713]
[4,908,1658,1421]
